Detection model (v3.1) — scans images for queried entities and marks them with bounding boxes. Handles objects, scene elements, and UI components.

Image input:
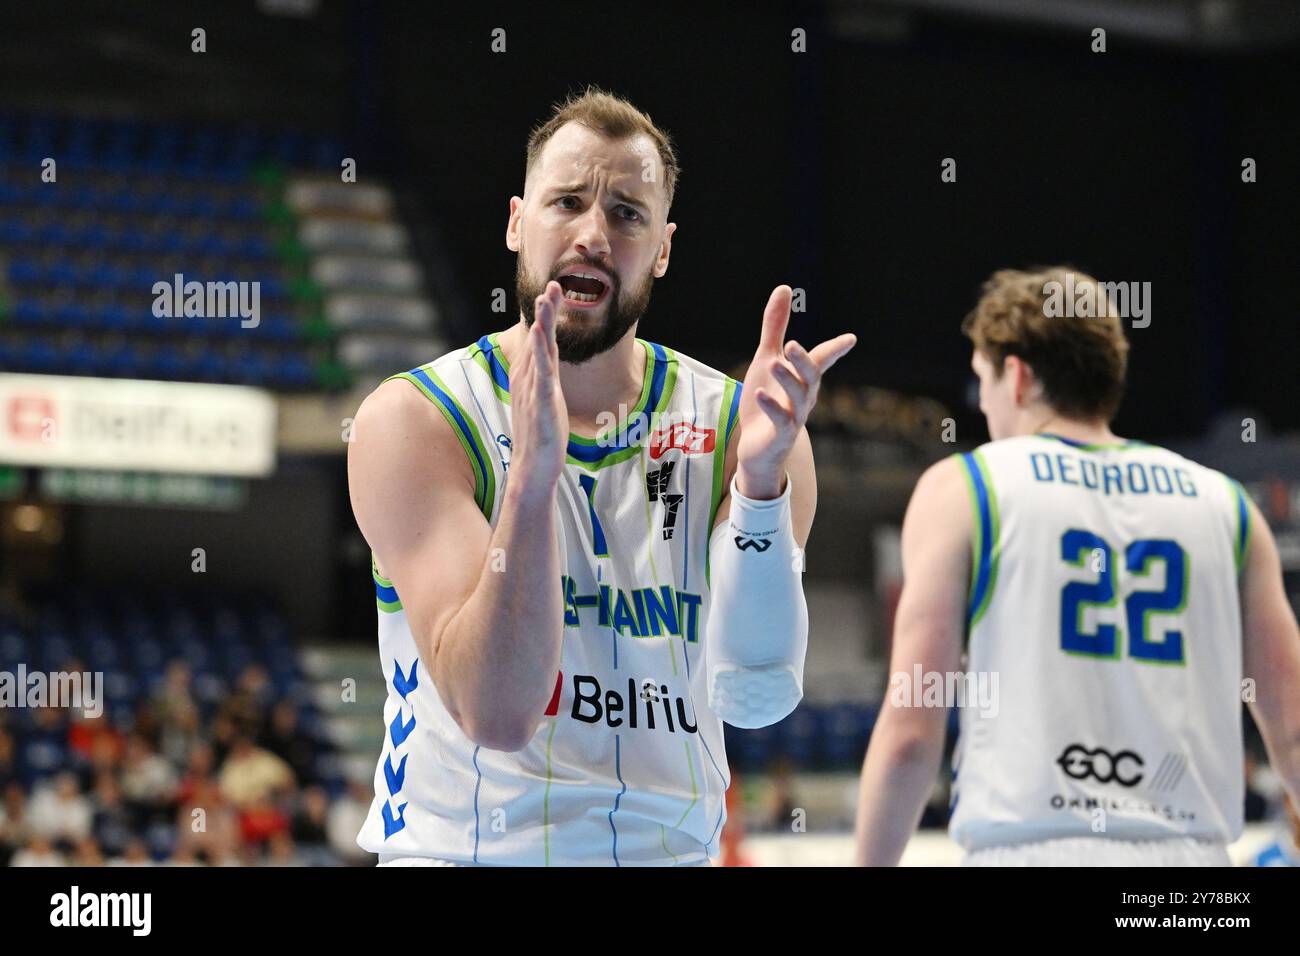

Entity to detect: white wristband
[705,472,808,728]
[727,474,793,547]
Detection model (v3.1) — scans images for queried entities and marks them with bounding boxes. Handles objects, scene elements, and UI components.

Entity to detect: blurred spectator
[11,834,65,867]
[0,729,18,792]
[221,665,273,739]
[108,836,153,867]
[265,831,301,867]
[0,783,29,866]
[168,845,201,867]
[176,741,217,804]
[151,661,196,726]
[174,773,239,865]
[119,734,178,817]
[292,786,338,866]
[218,735,294,809]
[67,711,126,783]
[91,772,135,859]
[719,778,754,866]
[72,835,105,866]
[26,771,93,846]
[85,732,126,785]
[159,698,204,769]
[327,781,374,865]
[208,712,240,767]
[238,794,291,849]
[259,700,317,786]
[19,707,69,785]
[765,756,798,832]
[130,702,162,747]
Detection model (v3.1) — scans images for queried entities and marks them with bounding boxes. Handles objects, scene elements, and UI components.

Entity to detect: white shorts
[963,836,1231,867]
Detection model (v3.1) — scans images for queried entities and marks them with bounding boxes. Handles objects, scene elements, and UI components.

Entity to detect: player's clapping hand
[509,281,568,495]
[735,285,856,499]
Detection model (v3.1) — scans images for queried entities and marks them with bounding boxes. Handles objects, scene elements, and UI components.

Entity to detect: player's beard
[516,250,654,364]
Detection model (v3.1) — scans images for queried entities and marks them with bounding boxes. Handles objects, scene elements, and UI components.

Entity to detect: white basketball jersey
[947,433,1251,850]
[356,332,743,865]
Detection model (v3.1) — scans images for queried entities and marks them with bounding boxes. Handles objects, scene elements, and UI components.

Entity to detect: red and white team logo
[649,422,715,460]
[7,395,56,442]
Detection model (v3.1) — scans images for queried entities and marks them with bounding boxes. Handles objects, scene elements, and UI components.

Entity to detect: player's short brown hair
[526,87,680,209]
[962,266,1130,422]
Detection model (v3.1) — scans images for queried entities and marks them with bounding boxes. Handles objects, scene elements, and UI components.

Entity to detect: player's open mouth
[556,270,610,307]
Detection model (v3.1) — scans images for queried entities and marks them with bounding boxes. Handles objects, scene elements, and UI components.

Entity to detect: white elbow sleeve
[705,474,809,728]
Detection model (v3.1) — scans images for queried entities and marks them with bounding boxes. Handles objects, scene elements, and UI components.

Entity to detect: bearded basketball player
[347,88,855,866]
[855,267,1300,866]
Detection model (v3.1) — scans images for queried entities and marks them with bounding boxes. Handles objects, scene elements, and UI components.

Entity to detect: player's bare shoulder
[904,454,972,538]
[917,453,968,496]
[346,361,495,607]
[347,371,477,515]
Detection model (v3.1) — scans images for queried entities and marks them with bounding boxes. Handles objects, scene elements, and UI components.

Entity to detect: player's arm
[347,284,569,752]
[854,456,969,866]
[713,424,816,549]
[1240,496,1300,809]
[704,285,855,728]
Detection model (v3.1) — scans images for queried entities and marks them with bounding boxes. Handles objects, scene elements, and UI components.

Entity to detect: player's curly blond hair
[962,266,1130,422]
[525,86,680,209]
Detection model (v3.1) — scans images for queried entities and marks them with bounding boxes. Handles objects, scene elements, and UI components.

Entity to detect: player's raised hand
[509,281,568,495]
[735,285,856,499]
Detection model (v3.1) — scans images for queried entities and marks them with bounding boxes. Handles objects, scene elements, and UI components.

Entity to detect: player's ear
[1012,357,1042,407]
[505,196,523,252]
[653,222,676,278]
[1004,355,1028,405]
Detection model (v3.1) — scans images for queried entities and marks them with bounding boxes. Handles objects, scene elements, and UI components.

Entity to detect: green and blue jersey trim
[566,341,678,469]
[385,365,497,521]
[566,341,657,449]
[1227,476,1251,575]
[705,377,743,587]
[372,553,402,613]
[469,333,681,470]
[958,449,1001,631]
[1036,432,1148,452]
[470,333,511,403]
